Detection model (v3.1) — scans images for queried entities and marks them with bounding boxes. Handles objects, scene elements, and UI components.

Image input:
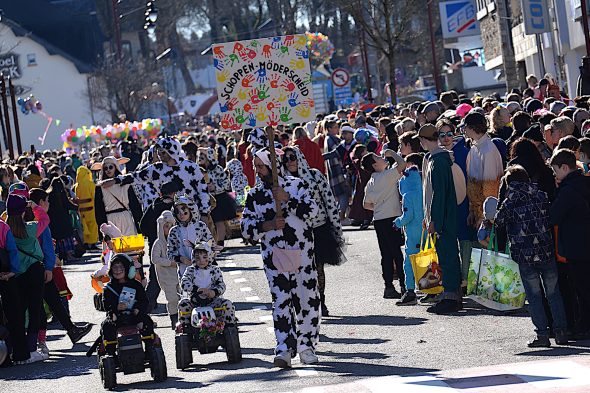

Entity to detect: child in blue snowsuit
[393,165,424,305]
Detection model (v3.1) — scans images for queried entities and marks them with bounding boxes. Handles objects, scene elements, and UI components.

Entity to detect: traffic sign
[331,68,350,88]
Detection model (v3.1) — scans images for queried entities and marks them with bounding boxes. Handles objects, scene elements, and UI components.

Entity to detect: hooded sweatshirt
[167,195,213,277]
[74,166,95,212]
[423,148,457,235]
[151,211,179,301]
[394,166,424,248]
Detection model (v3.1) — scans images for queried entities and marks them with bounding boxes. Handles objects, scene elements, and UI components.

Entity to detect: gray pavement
[1,226,589,392]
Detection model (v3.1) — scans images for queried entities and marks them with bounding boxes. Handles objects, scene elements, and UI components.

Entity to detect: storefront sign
[522,0,551,35]
[439,0,480,39]
[0,54,21,79]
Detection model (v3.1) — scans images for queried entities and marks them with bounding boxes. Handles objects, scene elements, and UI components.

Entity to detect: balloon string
[37,111,53,146]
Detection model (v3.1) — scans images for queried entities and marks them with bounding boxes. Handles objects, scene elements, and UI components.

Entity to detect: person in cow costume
[241,147,321,369]
[100,137,211,217]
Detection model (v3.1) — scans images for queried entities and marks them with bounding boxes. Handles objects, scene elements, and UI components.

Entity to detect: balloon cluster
[61,118,162,148]
[305,32,335,70]
[17,95,42,115]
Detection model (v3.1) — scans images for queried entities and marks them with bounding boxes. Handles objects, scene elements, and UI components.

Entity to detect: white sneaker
[37,350,49,361]
[38,342,49,356]
[299,349,318,364]
[273,353,292,368]
[15,351,46,364]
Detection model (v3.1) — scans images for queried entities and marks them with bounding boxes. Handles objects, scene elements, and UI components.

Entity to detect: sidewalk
[290,356,590,393]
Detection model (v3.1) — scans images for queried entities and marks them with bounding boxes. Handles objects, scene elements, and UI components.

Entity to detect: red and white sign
[331,68,350,87]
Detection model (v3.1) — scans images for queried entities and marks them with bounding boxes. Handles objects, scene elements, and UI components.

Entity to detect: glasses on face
[284,154,297,163]
[438,131,454,139]
[104,165,115,171]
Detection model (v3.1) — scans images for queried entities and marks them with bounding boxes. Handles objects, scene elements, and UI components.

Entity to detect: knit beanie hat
[8,182,30,199]
[7,194,27,217]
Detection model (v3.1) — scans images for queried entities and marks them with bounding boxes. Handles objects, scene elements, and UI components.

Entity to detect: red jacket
[294,137,326,174]
[238,142,256,187]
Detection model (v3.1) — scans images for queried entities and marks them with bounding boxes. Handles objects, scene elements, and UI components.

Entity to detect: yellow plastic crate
[112,235,145,253]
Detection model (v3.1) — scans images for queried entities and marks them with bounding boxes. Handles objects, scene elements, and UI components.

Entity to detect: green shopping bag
[467,228,526,311]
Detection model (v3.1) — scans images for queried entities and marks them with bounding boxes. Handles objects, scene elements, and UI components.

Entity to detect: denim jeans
[519,262,567,336]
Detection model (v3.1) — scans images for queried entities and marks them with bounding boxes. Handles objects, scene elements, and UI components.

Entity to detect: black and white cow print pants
[264,262,321,357]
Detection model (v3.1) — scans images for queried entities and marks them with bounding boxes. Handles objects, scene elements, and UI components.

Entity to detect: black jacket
[103,278,148,321]
[549,170,590,261]
[140,196,174,247]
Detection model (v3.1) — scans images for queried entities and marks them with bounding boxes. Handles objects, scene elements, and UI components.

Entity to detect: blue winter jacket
[394,167,424,251]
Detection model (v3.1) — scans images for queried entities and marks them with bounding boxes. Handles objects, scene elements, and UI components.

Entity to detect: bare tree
[89,57,161,122]
[333,0,417,103]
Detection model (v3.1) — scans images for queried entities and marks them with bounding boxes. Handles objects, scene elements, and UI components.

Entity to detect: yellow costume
[74,166,98,244]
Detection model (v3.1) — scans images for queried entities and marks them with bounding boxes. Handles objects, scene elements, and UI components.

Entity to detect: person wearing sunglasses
[92,156,142,239]
[435,118,473,290]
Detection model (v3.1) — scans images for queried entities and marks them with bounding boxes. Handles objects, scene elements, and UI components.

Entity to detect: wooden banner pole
[265,125,282,218]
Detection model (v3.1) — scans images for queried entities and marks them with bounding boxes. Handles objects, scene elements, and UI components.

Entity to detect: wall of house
[0,23,105,152]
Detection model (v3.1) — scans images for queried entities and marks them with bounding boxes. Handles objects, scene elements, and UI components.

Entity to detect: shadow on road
[114,376,205,391]
[308,361,438,378]
[515,341,590,357]
[323,315,427,326]
[319,334,390,345]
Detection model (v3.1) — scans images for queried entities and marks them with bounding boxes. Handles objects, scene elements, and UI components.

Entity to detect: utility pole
[111,0,122,60]
[427,0,442,97]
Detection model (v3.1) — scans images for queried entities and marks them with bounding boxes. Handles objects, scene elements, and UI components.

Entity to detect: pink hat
[456,103,473,118]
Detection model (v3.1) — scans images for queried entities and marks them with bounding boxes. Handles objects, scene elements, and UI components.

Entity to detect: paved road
[2,226,590,392]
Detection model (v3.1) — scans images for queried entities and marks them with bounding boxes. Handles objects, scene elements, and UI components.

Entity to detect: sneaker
[383,287,402,299]
[341,218,352,226]
[273,352,292,368]
[555,331,569,346]
[396,291,417,306]
[37,350,49,361]
[419,294,438,304]
[68,323,92,344]
[15,351,46,365]
[299,349,318,364]
[359,221,370,230]
[527,336,551,348]
[426,299,462,314]
[37,342,49,356]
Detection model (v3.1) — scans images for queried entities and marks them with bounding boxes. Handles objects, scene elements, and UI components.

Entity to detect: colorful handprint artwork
[213,34,315,130]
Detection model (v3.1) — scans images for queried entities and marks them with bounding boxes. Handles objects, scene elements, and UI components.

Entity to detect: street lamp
[146,5,158,23]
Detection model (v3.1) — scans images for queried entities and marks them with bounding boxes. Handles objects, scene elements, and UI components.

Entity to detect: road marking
[252,305,268,310]
[234,278,247,283]
[240,287,252,292]
[229,270,243,275]
[259,315,273,321]
[266,327,274,333]
[245,296,260,301]
[225,262,237,267]
[295,368,319,377]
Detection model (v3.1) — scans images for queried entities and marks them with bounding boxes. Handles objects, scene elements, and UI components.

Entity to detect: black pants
[16,262,44,352]
[557,262,578,332]
[373,217,405,289]
[568,259,590,331]
[0,278,28,361]
[39,278,74,332]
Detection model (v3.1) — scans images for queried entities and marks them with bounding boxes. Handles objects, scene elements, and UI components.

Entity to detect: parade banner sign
[212,34,315,130]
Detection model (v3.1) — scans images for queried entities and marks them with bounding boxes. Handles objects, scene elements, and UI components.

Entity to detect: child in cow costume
[177,242,236,327]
